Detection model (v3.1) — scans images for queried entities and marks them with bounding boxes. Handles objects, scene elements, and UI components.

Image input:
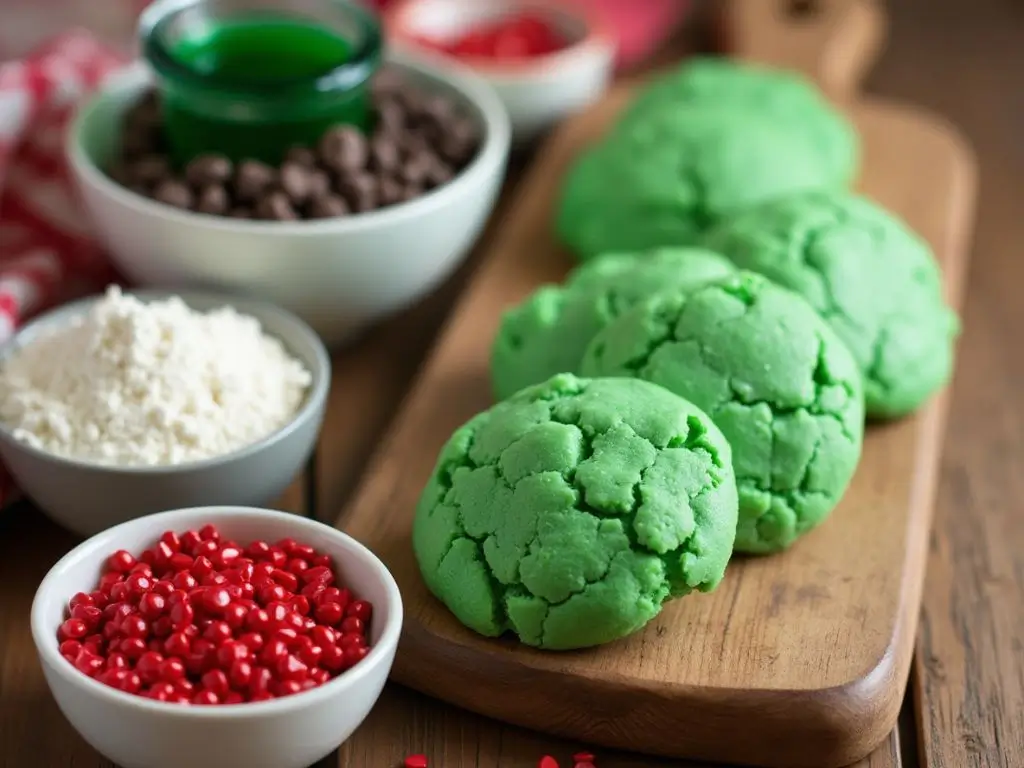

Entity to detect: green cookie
[627,55,819,109]
[556,60,858,262]
[581,272,864,554]
[413,374,739,650]
[490,248,736,401]
[702,191,959,419]
[618,57,858,182]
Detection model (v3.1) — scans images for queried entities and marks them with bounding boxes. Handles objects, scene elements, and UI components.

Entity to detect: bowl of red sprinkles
[30,506,402,768]
[384,0,616,141]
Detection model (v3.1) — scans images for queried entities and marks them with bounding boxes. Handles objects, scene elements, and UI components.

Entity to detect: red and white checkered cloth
[0,31,129,506]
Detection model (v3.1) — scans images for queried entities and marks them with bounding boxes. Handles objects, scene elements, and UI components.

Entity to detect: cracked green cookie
[555,59,858,262]
[580,272,864,554]
[702,191,959,419]
[490,248,736,401]
[413,373,739,650]
[617,57,858,182]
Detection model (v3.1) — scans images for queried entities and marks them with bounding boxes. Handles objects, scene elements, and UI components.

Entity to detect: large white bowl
[31,506,403,768]
[68,54,511,348]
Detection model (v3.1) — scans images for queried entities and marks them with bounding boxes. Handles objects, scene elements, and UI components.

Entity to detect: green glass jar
[139,0,382,166]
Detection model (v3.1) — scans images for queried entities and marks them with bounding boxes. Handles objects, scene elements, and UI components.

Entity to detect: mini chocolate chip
[370,136,401,173]
[371,68,407,99]
[439,136,474,166]
[280,161,317,204]
[128,155,170,186]
[424,159,454,189]
[419,94,456,124]
[450,116,480,143]
[375,99,406,135]
[414,122,442,146]
[284,145,317,168]
[152,179,193,209]
[396,130,429,158]
[401,182,425,202]
[234,160,277,202]
[308,170,331,199]
[339,172,378,212]
[318,126,368,172]
[338,171,376,196]
[396,89,428,119]
[351,191,377,212]
[378,176,405,207]
[399,154,432,186]
[185,154,233,187]
[439,118,479,164]
[307,194,350,219]
[196,184,230,215]
[255,191,299,221]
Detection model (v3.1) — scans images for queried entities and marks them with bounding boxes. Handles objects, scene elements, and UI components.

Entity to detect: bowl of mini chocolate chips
[68,52,510,347]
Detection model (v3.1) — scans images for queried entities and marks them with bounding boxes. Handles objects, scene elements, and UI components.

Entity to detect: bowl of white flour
[0,286,330,536]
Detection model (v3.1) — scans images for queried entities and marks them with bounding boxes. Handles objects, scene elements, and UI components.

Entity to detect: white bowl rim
[30,505,404,718]
[67,52,511,238]
[384,0,617,81]
[0,287,331,475]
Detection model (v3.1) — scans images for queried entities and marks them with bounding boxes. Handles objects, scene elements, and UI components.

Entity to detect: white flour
[0,286,313,467]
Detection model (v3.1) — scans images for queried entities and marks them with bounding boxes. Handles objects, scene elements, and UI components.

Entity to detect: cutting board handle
[725,0,887,98]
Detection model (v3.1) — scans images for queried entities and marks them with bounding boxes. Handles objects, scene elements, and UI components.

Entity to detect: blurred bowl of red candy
[383,0,618,141]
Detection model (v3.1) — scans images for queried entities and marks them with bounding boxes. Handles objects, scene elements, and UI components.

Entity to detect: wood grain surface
[337,1,976,766]
[874,2,1024,766]
[728,0,886,98]
[1,1,1022,767]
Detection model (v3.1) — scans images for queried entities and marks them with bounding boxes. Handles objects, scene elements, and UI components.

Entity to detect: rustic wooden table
[1,0,1020,766]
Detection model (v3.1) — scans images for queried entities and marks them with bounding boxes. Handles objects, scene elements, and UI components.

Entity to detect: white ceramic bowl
[31,506,403,768]
[0,289,330,537]
[385,0,616,142]
[68,53,511,349]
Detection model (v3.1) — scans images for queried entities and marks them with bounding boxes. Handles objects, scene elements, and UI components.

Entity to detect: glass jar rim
[139,0,382,98]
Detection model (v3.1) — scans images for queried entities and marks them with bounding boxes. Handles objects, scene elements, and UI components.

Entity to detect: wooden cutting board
[337,1,978,765]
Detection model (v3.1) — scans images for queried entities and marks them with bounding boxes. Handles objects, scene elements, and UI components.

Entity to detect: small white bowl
[31,506,403,768]
[385,0,616,142]
[68,53,511,348]
[0,289,330,537]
